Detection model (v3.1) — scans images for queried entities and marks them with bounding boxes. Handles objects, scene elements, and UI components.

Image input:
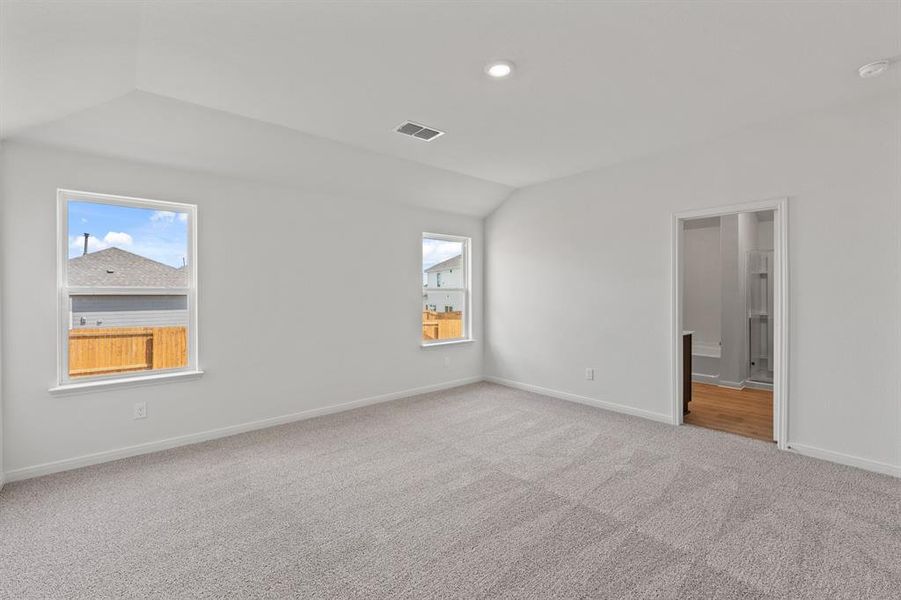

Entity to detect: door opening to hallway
[677,206,783,443]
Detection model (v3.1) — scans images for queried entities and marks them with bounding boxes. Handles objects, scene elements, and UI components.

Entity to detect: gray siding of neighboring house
[71,295,188,329]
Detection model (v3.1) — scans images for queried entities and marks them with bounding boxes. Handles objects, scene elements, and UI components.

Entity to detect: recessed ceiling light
[485,60,514,78]
[859,59,890,79]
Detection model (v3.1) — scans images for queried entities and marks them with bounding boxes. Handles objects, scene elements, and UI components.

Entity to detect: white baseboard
[484,376,672,425]
[787,443,899,478]
[716,379,746,390]
[691,377,773,391]
[7,377,895,483]
[743,380,773,391]
[3,376,482,483]
[484,377,898,478]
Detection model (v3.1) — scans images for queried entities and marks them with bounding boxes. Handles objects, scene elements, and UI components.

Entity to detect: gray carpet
[1,382,898,599]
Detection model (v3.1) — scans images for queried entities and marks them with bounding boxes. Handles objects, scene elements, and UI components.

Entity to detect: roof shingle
[425,254,462,274]
[68,247,186,287]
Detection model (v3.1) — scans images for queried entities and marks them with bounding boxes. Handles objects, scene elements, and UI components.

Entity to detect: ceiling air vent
[395,121,445,142]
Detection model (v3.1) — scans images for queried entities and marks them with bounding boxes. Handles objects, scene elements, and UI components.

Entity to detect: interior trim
[4,376,482,483]
[484,376,672,424]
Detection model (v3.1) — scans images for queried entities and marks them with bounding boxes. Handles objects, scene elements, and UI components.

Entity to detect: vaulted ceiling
[2,1,899,215]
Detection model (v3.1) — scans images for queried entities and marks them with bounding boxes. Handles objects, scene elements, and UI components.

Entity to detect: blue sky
[68,201,188,268]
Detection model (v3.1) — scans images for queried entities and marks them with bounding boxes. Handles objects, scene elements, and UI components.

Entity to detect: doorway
[671,199,788,447]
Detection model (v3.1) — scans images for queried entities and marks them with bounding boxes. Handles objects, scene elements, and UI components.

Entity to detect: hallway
[685,383,773,442]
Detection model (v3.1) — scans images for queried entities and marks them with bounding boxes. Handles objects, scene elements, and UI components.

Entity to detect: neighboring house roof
[68,247,186,287]
[425,254,462,274]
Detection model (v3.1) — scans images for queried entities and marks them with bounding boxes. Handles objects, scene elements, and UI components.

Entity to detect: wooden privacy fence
[422,311,463,341]
[69,326,187,377]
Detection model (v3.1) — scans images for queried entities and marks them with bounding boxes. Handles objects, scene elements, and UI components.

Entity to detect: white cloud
[422,239,463,265]
[70,235,108,254]
[151,210,176,223]
[103,231,133,246]
[68,231,133,255]
[151,210,188,226]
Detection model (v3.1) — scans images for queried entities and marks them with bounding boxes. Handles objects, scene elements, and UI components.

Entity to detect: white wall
[757,211,775,250]
[719,212,757,385]
[0,167,3,488]
[426,265,464,290]
[13,91,513,218]
[682,219,721,353]
[486,91,900,472]
[0,141,485,477]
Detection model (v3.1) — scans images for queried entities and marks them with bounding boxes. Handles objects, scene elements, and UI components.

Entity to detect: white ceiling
[13,90,513,216]
[3,1,900,201]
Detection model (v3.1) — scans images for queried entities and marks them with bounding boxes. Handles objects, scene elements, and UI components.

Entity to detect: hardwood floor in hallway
[685,382,773,442]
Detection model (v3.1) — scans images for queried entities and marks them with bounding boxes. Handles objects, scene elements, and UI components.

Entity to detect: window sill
[49,370,204,395]
[421,339,476,348]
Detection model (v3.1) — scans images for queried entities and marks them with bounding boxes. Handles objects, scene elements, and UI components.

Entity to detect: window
[422,233,470,344]
[57,190,198,386]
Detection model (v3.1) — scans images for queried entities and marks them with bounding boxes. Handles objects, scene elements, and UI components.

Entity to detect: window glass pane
[67,201,189,287]
[422,236,465,341]
[68,295,189,378]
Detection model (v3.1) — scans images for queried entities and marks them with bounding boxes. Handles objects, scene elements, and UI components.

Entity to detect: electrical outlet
[444,356,451,368]
[133,402,147,420]
[585,368,595,381]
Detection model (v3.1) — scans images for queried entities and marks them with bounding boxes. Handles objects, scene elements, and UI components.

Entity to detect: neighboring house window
[57,190,198,385]
[421,233,470,344]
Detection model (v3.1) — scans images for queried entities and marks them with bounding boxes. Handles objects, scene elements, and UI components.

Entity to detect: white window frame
[421,232,472,347]
[53,189,200,391]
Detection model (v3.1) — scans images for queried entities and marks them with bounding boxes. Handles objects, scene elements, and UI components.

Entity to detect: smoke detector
[395,121,445,142]
[859,60,890,79]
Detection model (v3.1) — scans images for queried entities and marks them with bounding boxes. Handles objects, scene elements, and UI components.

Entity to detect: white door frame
[671,197,789,449]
